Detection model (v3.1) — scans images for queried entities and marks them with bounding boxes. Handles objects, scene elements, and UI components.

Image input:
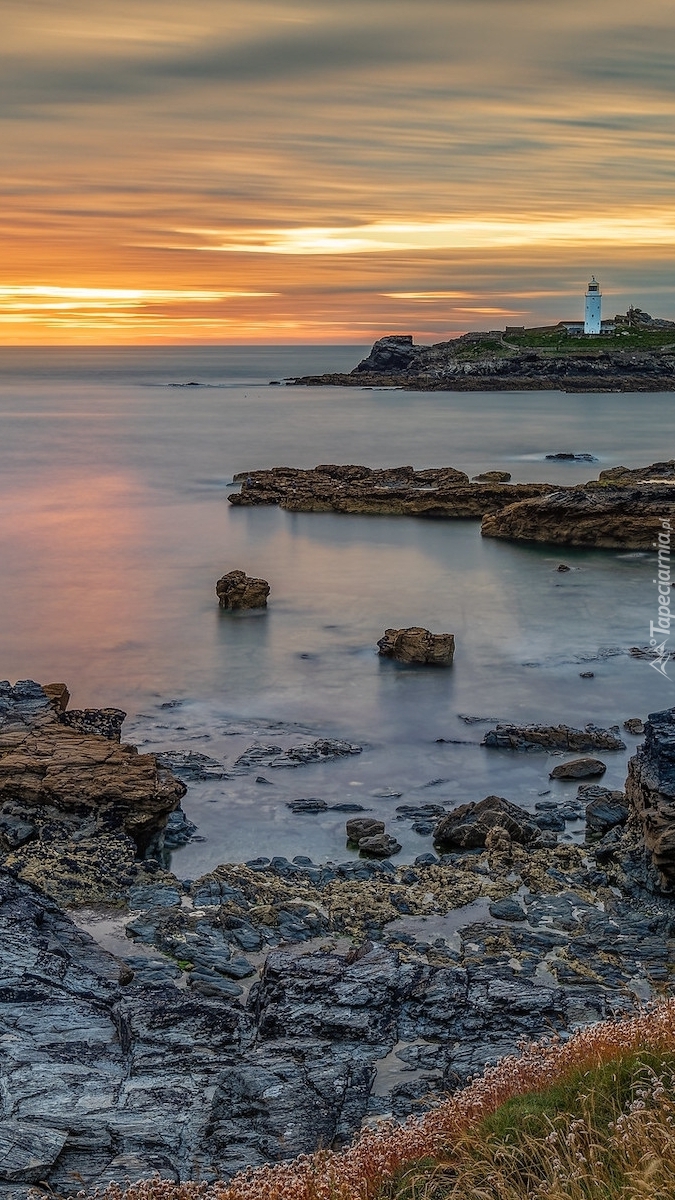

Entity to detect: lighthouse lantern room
[584,276,602,335]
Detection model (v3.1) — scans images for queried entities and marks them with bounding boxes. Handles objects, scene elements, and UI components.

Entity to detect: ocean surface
[1,345,672,874]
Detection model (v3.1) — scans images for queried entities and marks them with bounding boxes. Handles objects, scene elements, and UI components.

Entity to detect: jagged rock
[550,757,607,780]
[556,563,571,572]
[472,470,512,482]
[434,796,538,849]
[41,682,70,711]
[358,833,401,858]
[346,817,385,842]
[377,627,455,666]
[481,484,675,549]
[585,791,629,835]
[624,718,645,735]
[0,681,184,851]
[482,722,625,752]
[626,707,675,890]
[290,336,675,393]
[599,460,675,485]
[216,570,270,609]
[61,707,126,741]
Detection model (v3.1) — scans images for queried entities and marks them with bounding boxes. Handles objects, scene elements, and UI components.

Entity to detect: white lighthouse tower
[584,276,602,334]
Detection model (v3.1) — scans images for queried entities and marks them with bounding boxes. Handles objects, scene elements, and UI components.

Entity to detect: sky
[2,0,675,343]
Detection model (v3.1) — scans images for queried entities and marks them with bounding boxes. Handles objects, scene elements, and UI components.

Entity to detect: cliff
[290,332,675,392]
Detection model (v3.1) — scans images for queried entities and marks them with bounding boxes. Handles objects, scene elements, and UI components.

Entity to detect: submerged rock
[377,627,455,666]
[216,569,270,609]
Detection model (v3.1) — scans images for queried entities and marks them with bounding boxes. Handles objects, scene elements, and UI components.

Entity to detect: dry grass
[82,999,675,1200]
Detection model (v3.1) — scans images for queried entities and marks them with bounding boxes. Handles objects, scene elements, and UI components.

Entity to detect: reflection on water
[0,346,671,869]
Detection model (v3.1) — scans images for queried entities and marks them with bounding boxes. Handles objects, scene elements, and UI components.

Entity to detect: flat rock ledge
[229,464,556,519]
[377,627,455,665]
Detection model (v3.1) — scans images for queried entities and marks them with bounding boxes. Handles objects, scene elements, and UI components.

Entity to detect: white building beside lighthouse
[584,276,602,334]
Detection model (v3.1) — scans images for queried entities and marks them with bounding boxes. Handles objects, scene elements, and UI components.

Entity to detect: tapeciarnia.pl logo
[650,518,672,679]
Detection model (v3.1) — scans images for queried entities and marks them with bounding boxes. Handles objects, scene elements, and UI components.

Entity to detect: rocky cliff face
[290,334,675,392]
[0,681,185,905]
[626,708,675,891]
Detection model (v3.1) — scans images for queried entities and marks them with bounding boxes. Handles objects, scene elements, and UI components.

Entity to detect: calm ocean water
[1,345,672,871]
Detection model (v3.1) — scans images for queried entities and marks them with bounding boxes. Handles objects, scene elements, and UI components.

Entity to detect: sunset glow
[2,0,675,343]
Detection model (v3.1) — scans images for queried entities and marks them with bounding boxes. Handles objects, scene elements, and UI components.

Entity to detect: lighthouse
[584,276,602,335]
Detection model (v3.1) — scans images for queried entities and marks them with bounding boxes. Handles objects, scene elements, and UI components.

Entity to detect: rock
[625,707,675,889]
[0,682,185,872]
[358,833,401,857]
[483,722,625,752]
[434,796,538,849]
[580,672,595,678]
[377,627,455,666]
[156,750,229,780]
[624,718,645,735]
[216,569,270,609]
[234,739,362,771]
[289,337,675,394]
[489,897,526,922]
[61,707,126,741]
[585,792,629,835]
[41,682,70,711]
[287,798,328,814]
[472,471,512,483]
[545,453,598,462]
[556,563,571,572]
[0,1121,69,1184]
[229,464,555,519]
[163,808,199,849]
[482,484,675,550]
[346,818,385,842]
[550,758,607,780]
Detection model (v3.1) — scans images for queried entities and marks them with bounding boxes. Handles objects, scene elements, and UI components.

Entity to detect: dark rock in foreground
[626,707,675,890]
[377,627,455,666]
[216,569,270,609]
[434,795,538,849]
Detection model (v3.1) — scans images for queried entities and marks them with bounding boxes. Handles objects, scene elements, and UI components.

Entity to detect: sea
[1,345,672,875]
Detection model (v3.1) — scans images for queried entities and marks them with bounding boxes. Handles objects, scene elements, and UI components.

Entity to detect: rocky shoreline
[2,681,675,1195]
[229,460,675,549]
[288,333,675,392]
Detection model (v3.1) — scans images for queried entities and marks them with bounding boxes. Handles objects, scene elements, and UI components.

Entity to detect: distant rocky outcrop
[377,627,455,666]
[229,464,555,519]
[216,570,270,609]
[289,333,675,392]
